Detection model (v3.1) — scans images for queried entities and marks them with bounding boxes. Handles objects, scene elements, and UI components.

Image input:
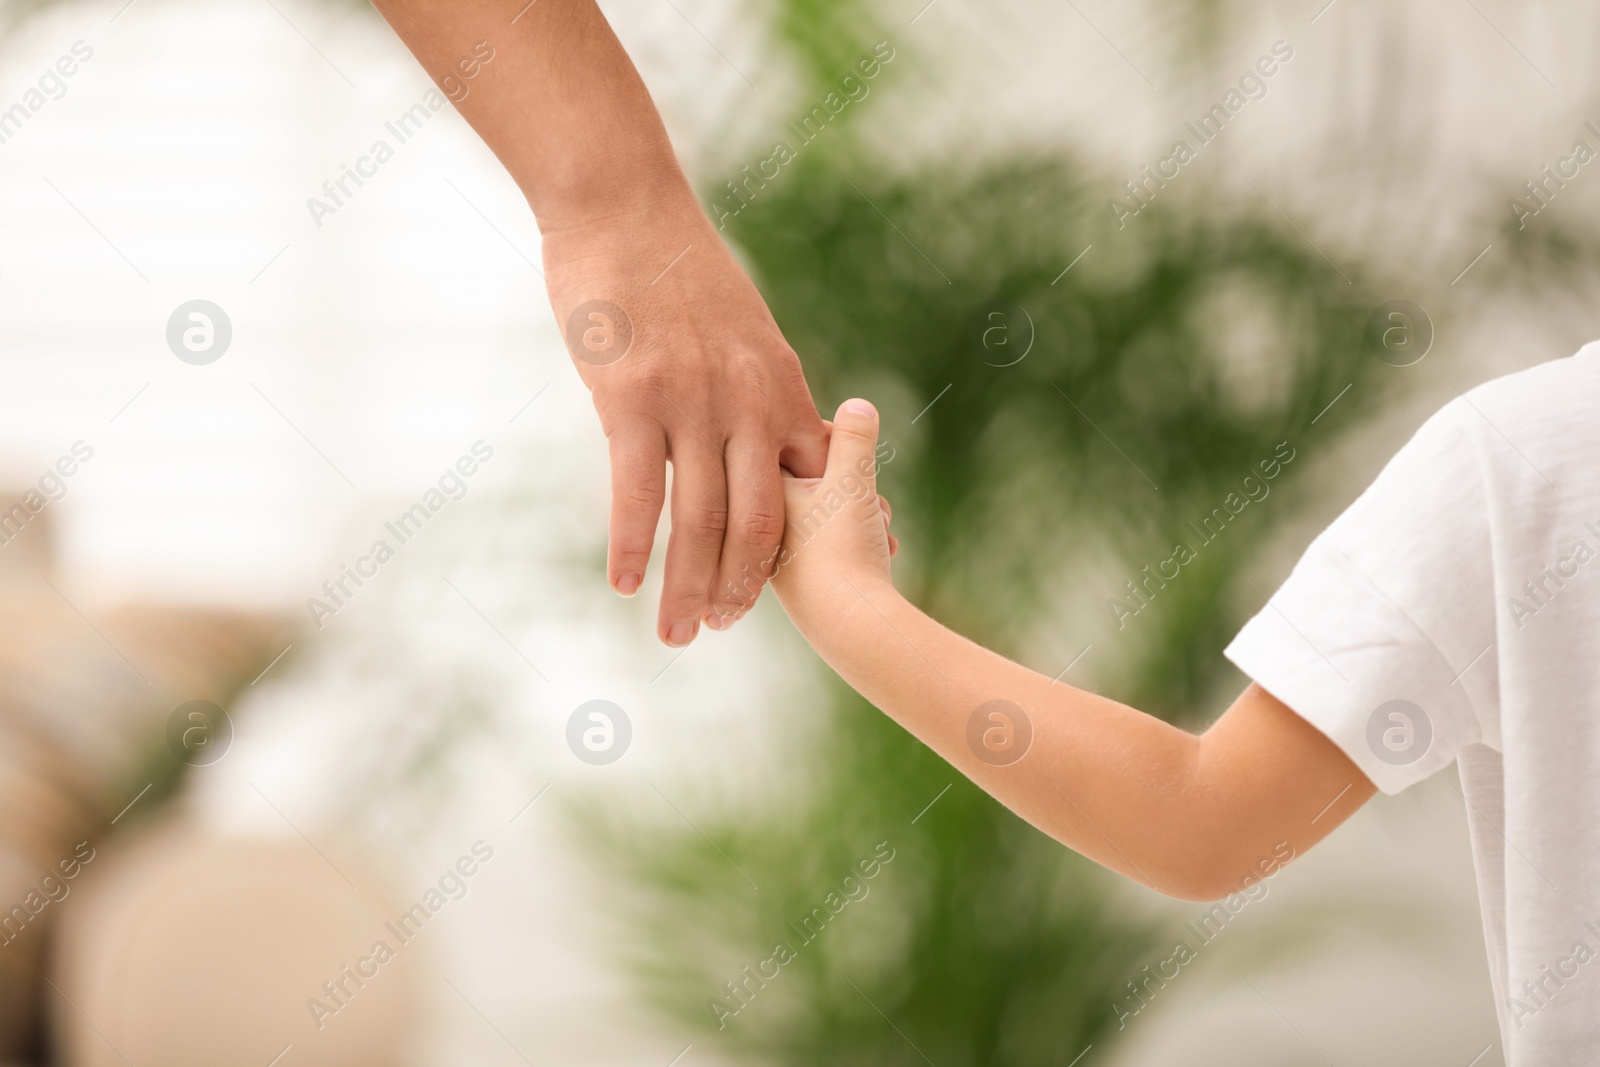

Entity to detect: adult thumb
[824,399,880,489]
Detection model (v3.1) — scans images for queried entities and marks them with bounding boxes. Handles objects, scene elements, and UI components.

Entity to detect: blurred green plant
[578,9,1411,1067]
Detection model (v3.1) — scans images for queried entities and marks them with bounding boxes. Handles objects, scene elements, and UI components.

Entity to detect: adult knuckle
[736,356,777,403]
[616,361,667,401]
[686,507,730,544]
[619,481,665,513]
[638,367,671,396]
[739,506,784,547]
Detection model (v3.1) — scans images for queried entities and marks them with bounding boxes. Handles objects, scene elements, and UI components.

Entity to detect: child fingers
[823,399,880,491]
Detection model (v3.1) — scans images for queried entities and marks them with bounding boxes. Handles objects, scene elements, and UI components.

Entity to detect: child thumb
[825,399,880,488]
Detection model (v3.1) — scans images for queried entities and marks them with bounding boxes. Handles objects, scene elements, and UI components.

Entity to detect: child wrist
[793,571,899,640]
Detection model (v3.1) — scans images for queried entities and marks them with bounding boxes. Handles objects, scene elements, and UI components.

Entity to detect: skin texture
[373,0,830,646]
[772,400,1378,902]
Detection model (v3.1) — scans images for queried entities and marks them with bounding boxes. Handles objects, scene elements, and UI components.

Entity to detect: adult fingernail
[615,572,642,597]
[667,619,698,646]
[840,398,876,418]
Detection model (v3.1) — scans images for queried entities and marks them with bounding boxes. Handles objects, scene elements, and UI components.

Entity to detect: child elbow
[1157,870,1243,903]
[1148,843,1296,904]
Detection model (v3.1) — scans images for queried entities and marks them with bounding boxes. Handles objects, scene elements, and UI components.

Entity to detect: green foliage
[592,672,1166,1065]
[767,0,885,99]
[734,146,1385,710]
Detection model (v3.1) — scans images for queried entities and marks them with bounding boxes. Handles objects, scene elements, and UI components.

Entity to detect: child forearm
[787,577,1373,902]
[793,578,1232,898]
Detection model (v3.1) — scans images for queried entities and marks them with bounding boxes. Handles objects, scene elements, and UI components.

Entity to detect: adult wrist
[529,144,701,238]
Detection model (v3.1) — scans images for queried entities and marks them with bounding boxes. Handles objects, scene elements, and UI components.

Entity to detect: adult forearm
[373,0,695,227]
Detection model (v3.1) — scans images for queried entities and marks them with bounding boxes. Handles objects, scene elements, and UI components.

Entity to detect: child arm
[773,400,1376,902]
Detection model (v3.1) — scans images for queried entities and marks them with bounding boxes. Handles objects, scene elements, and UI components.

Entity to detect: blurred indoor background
[2,0,1600,1064]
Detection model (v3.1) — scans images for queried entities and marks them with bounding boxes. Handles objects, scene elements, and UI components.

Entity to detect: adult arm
[372,0,829,645]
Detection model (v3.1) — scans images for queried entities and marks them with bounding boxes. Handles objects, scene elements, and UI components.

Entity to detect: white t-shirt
[1225,343,1600,1064]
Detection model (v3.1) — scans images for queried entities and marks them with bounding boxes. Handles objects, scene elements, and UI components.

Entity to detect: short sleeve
[1224,401,1500,794]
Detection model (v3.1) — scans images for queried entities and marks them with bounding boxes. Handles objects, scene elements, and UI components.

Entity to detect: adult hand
[371,0,827,645]
[544,194,829,647]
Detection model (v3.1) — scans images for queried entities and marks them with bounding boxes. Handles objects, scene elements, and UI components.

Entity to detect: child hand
[771,399,898,625]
